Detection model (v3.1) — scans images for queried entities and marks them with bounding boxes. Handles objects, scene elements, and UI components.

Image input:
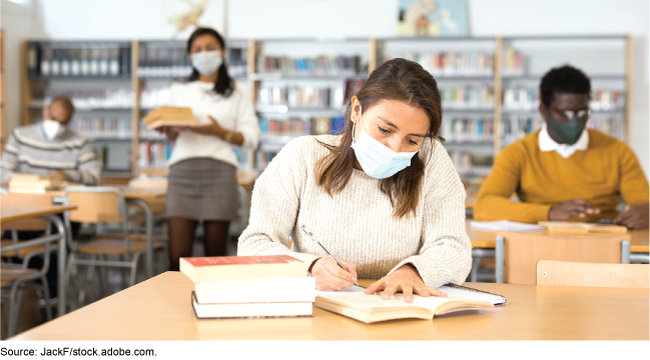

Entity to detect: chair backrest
[537,260,649,289]
[497,230,630,285]
[63,186,126,223]
[0,193,52,231]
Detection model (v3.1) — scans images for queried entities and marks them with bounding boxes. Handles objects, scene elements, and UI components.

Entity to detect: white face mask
[350,105,419,179]
[191,50,223,76]
[42,119,66,140]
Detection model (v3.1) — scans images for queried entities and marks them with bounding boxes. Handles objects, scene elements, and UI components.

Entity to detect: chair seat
[76,236,148,255]
[1,267,39,287]
[0,239,58,257]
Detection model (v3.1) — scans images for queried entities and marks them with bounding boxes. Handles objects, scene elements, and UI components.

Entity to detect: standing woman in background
[161,27,260,270]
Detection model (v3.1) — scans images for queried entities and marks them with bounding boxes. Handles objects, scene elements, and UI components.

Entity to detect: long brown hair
[316,58,444,218]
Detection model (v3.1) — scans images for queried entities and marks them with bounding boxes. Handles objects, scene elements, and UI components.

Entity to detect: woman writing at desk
[239,59,471,302]
[161,28,259,270]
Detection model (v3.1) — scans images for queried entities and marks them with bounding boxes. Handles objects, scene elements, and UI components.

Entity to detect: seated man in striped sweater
[1,96,102,185]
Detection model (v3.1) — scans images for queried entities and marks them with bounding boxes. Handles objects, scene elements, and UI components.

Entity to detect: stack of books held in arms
[180,255,315,319]
[143,106,197,130]
[8,174,79,194]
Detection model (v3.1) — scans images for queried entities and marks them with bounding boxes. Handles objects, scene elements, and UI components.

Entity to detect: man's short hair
[50,96,75,116]
[539,65,592,107]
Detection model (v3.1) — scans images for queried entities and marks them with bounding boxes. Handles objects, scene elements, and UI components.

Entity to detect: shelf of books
[1,29,6,153]
[22,39,249,177]
[374,35,631,184]
[245,38,371,173]
[20,35,632,184]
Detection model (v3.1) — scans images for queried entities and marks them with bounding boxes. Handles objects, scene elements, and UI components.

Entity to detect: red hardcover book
[180,255,307,282]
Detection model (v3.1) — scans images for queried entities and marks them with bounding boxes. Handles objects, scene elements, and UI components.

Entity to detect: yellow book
[538,221,628,235]
[143,106,197,129]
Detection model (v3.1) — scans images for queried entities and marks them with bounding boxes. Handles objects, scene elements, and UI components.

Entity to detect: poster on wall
[163,0,226,39]
[397,0,468,37]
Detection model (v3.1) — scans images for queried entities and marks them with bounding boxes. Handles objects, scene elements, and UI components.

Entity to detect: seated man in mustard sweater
[475,65,649,229]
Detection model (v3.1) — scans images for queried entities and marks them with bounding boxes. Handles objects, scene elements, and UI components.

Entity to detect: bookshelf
[245,37,371,172]
[1,29,5,153]
[373,35,631,183]
[19,35,632,183]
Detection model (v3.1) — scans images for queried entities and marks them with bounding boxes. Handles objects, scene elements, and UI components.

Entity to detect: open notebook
[315,284,506,324]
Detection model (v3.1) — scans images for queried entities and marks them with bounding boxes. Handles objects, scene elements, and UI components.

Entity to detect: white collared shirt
[538,125,589,158]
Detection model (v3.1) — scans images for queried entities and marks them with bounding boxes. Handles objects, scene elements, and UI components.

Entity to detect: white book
[470,220,544,232]
[191,292,314,319]
[195,277,315,304]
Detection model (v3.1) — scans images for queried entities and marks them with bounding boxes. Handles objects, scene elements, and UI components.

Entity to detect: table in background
[3,185,167,279]
[467,220,649,258]
[1,204,77,316]
[10,272,648,340]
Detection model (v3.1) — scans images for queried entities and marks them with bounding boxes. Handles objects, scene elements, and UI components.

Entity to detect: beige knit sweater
[238,135,472,288]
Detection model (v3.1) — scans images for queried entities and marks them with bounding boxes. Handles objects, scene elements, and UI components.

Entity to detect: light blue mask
[350,106,418,179]
[191,50,223,76]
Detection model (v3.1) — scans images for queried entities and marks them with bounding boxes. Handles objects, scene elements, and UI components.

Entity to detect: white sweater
[166,80,260,168]
[238,135,472,288]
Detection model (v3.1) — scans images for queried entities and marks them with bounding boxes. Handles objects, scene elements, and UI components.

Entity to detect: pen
[300,224,365,289]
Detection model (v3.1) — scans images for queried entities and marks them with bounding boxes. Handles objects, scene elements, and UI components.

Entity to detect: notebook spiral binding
[443,283,507,302]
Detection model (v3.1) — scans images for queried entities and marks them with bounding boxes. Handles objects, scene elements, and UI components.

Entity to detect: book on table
[538,221,627,235]
[314,284,505,324]
[7,174,80,194]
[143,106,197,130]
[180,255,315,320]
[191,291,314,319]
[180,255,307,282]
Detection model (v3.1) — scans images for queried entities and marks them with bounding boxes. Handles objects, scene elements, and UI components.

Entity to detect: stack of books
[180,255,315,319]
[143,106,196,130]
[8,174,68,194]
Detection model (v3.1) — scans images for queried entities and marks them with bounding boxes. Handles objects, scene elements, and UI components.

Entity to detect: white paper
[470,220,544,232]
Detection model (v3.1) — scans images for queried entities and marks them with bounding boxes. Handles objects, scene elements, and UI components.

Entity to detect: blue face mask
[191,50,223,76]
[350,106,419,179]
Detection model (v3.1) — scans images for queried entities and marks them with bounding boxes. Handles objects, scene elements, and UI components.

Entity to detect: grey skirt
[166,158,239,221]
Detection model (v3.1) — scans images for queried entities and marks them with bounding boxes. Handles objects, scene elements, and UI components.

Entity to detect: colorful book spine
[385,51,495,77]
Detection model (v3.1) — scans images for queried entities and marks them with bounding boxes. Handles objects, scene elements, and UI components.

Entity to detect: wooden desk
[3,185,166,200]
[467,220,649,253]
[10,272,648,340]
[1,204,77,317]
[1,205,76,223]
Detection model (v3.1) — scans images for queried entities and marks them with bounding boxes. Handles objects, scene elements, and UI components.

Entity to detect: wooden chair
[62,186,148,308]
[0,191,56,337]
[495,230,631,284]
[537,260,649,289]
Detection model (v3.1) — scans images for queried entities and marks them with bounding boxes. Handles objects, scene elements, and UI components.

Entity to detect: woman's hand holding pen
[365,264,446,303]
[310,257,358,291]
